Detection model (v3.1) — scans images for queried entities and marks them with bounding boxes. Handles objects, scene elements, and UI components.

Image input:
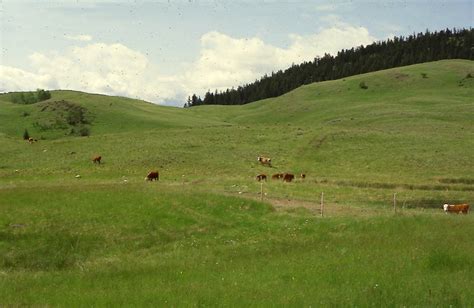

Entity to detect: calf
[256,174,267,181]
[92,155,102,164]
[272,173,284,180]
[257,156,272,167]
[145,171,159,181]
[443,203,469,214]
[283,173,295,183]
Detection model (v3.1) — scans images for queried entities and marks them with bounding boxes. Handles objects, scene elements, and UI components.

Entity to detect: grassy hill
[0,60,473,305]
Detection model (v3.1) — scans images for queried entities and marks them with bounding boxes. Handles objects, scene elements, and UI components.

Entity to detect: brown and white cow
[257,156,272,167]
[92,155,102,164]
[283,173,295,182]
[443,203,469,214]
[256,174,267,181]
[300,173,306,180]
[271,173,284,180]
[145,171,159,181]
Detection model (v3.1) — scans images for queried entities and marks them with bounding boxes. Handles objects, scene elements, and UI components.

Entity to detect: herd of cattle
[255,156,304,183]
[254,156,470,214]
[22,146,468,215]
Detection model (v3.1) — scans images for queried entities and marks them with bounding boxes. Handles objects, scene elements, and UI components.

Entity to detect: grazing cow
[28,137,37,144]
[92,155,102,164]
[256,174,267,181]
[257,156,272,167]
[272,173,284,180]
[283,173,295,182]
[145,171,159,181]
[443,203,469,214]
[300,173,306,180]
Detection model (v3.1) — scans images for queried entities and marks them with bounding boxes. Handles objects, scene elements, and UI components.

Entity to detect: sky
[0,1,472,106]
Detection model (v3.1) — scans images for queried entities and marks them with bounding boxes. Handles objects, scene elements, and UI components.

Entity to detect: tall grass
[1,185,473,305]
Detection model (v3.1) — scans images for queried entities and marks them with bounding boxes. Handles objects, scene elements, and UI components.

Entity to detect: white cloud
[0,65,58,91]
[184,25,376,96]
[64,34,93,41]
[1,24,376,106]
[315,4,338,12]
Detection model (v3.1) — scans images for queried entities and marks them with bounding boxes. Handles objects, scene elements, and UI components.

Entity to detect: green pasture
[0,60,473,305]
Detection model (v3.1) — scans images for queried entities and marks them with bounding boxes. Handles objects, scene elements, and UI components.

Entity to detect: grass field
[1,60,473,305]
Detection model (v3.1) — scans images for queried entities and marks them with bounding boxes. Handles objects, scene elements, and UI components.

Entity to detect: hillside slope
[0,90,228,139]
[0,60,472,194]
[188,59,474,184]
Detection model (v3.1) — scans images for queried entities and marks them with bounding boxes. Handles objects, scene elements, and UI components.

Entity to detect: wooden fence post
[393,193,397,213]
[320,192,324,217]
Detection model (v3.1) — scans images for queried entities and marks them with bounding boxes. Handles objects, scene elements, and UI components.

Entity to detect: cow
[92,155,102,164]
[256,174,267,181]
[28,137,37,144]
[145,171,159,181]
[272,173,284,180]
[257,156,272,167]
[443,203,469,214]
[300,173,306,180]
[283,173,295,182]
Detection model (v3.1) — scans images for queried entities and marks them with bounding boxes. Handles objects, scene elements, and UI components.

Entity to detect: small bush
[36,89,51,101]
[466,73,473,79]
[359,81,368,89]
[21,111,30,117]
[421,73,428,78]
[10,89,51,104]
[79,127,90,136]
[23,129,30,140]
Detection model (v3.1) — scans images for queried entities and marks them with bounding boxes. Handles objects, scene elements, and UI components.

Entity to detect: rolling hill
[0,59,473,305]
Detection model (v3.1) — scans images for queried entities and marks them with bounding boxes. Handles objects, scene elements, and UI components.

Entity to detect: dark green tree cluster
[187,28,473,107]
[11,89,51,104]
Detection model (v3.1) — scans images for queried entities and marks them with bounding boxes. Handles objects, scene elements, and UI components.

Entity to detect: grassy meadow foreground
[0,60,473,305]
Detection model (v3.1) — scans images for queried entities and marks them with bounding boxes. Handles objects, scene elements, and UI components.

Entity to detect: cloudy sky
[1,1,472,106]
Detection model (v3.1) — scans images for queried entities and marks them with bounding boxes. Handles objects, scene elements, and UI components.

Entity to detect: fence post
[320,192,324,217]
[393,193,397,213]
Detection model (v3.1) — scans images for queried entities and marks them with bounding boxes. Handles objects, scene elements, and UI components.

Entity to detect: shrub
[79,127,90,136]
[10,89,51,104]
[466,73,473,79]
[36,89,51,101]
[359,81,368,89]
[421,73,428,78]
[23,129,30,140]
[66,107,88,125]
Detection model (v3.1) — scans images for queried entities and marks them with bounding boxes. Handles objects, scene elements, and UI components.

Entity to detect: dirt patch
[234,193,396,218]
[394,73,410,80]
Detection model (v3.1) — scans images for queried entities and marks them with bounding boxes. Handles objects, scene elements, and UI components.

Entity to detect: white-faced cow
[145,171,159,181]
[256,174,267,181]
[257,156,272,167]
[271,173,284,180]
[443,203,469,214]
